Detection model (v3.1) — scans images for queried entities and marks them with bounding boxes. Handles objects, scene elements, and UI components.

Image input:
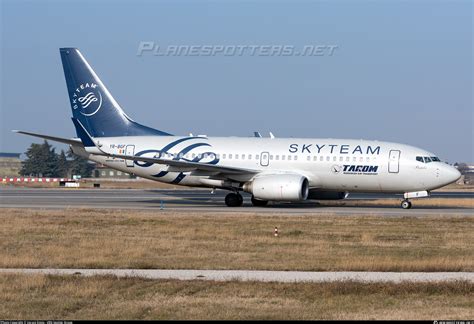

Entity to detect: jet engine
[243,174,309,201]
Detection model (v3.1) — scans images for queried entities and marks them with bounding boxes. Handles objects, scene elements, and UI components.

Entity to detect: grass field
[0,274,472,319]
[1,208,472,271]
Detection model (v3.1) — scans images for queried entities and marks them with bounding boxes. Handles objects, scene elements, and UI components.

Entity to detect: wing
[71,118,259,178]
[100,151,258,175]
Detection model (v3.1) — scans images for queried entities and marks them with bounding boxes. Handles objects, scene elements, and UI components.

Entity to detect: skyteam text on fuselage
[15,48,461,209]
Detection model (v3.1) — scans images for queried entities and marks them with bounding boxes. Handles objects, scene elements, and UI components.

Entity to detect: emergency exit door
[260,152,269,167]
[388,150,400,173]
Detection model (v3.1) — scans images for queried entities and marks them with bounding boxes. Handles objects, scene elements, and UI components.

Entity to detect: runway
[1,268,472,283]
[1,187,472,215]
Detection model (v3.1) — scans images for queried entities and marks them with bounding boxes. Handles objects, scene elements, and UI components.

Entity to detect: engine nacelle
[307,190,349,200]
[243,174,309,201]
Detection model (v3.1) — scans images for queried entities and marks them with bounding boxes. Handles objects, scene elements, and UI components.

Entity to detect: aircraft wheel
[251,195,268,207]
[225,193,243,207]
[401,200,412,209]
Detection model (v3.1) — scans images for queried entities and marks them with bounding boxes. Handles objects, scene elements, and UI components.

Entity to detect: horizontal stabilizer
[13,130,83,146]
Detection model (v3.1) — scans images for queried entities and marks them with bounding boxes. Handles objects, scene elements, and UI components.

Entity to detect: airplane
[15,48,461,209]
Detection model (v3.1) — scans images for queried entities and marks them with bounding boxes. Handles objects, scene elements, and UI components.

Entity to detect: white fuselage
[74,135,460,194]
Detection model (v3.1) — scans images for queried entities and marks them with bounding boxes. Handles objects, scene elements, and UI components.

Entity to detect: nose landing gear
[401,199,412,209]
[401,191,429,209]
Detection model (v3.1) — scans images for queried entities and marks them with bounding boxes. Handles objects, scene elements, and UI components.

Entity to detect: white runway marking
[0,269,473,283]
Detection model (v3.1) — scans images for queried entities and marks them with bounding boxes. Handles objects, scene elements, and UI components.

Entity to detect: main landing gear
[225,192,243,207]
[224,192,269,207]
[401,199,412,209]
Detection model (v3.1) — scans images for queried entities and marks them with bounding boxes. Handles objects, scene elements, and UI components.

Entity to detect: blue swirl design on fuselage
[134,137,220,184]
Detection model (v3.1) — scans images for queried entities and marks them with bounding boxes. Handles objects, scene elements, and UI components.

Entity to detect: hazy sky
[1,0,472,162]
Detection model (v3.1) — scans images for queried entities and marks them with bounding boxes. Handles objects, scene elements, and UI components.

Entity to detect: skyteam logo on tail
[71,83,103,116]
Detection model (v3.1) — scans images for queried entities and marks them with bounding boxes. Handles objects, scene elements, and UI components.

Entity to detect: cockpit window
[416,156,441,163]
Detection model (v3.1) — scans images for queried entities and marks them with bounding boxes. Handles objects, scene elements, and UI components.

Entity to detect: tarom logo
[71,82,103,116]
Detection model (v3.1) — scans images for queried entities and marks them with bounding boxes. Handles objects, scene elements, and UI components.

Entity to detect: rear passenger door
[125,145,135,167]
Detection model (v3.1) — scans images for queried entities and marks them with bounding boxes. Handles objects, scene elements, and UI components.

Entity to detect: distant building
[93,164,135,179]
[0,153,22,177]
[454,163,474,185]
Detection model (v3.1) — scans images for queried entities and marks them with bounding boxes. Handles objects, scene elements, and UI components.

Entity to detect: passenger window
[307,156,311,161]
[235,154,238,159]
[339,156,343,162]
[282,155,285,161]
[229,154,233,159]
[276,155,279,161]
[256,155,259,160]
[288,155,291,160]
[270,155,273,160]
[248,154,252,160]
[320,156,324,161]
[326,156,330,161]
[333,156,337,162]
[313,156,317,161]
[242,154,245,160]
[294,156,298,161]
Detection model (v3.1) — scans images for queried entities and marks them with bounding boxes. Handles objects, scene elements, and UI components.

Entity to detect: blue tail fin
[60,48,172,137]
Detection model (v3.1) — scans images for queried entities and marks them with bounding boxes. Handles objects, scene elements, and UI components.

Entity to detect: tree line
[20,140,94,178]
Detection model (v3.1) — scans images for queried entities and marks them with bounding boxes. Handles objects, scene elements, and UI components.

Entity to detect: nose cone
[441,165,462,186]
